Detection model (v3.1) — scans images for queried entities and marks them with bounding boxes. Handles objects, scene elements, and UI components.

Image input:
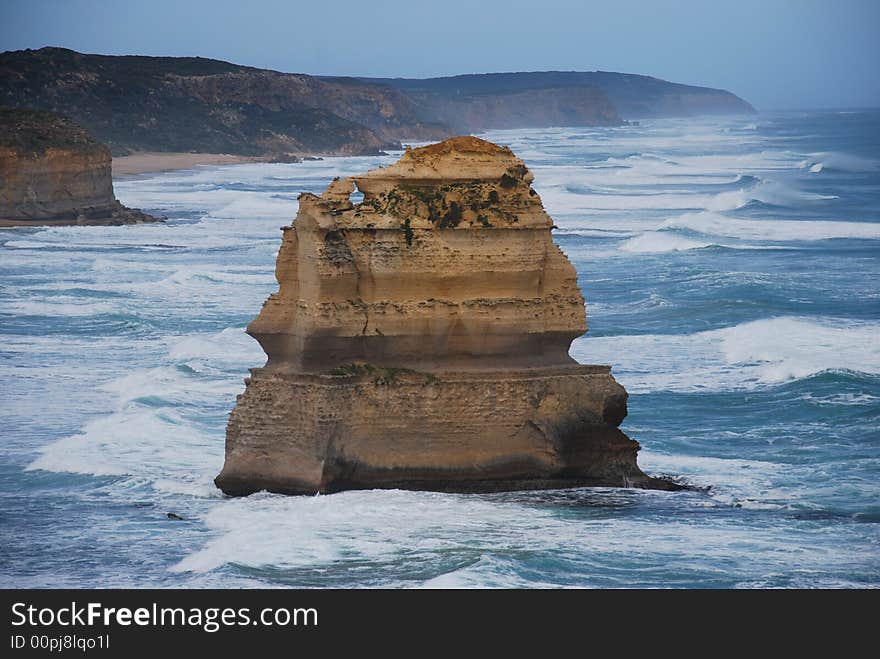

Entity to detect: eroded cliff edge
[216,136,680,496]
[0,107,158,226]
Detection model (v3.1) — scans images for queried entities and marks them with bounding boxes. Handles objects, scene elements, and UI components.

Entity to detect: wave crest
[571,316,880,393]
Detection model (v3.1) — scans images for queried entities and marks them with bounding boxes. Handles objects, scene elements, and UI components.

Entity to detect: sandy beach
[112,152,261,178]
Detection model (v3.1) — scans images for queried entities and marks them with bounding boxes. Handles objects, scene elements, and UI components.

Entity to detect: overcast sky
[2,0,878,110]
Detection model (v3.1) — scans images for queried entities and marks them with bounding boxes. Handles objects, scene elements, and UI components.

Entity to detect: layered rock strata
[0,108,158,226]
[216,136,677,495]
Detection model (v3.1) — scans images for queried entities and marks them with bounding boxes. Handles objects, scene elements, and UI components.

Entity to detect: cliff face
[216,136,678,496]
[0,108,157,225]
[0,48,448,157]
[574,71,756,118]
[248,137,585,372]
[392,86,622,133]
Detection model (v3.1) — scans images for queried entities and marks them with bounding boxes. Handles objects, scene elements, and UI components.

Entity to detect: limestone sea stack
[216,136,679,495]
[0,107,158,226]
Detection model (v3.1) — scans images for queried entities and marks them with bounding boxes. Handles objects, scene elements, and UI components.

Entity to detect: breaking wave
[662,212,880,242]
[571,316,880,393]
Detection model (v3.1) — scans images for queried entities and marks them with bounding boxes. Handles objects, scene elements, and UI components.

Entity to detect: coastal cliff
[0,47,448,157]
[216,136,678,496]
[384,85,622,133]
[0,48,754,159]
[0,108,158,226]
[362,71,755,125]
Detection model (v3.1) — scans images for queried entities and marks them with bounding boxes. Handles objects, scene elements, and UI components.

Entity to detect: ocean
[1,110,878,588]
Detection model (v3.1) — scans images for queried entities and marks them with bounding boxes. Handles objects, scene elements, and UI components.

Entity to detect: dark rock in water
[216,136,682,497]
[0,107,161,227]
[267,153,302,163]
[166,512,184,521]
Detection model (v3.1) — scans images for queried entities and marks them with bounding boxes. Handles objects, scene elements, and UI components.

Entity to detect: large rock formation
[0,108,158,226]
[216,136,678,496]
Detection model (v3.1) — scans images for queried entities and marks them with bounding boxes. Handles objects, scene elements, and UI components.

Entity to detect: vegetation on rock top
[0,106,106,156]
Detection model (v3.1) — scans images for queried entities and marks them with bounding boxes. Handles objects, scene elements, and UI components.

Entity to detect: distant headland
[358,71,755,132]
[0,47,755,163]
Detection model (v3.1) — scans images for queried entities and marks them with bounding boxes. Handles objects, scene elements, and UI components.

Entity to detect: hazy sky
[1,0,878,110]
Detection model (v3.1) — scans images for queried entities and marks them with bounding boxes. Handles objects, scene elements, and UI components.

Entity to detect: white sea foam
[554,228,638,239]
[173,488,693,579]
[2,298,125,317]
[166,327,262,366]
[636,450,871,516]
[172,482,875,586]
[537,185,710,215]
[560,211,880,254]
[805,151,878,173]
[28,406,222,479]
[3,221,279,255]
[534,171,835,223]
[798,393,880,406]
[662,212,880,242]
[419,556,564,589]
[4,240,58,249]
[571,316,880,393]
[100,365,238,405]
[618,232,713,253]
[638,451,788,502]
[25,327,260,494]
[706,180,837,212]
[172,489,562,574]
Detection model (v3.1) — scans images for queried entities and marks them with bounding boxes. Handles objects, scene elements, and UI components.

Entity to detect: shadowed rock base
[215,365,682,495]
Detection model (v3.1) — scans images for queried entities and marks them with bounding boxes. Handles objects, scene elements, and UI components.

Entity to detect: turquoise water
[1,111,878,588]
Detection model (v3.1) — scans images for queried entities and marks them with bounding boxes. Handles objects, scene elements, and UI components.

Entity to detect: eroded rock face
[249,137,585,372]
[0,108,158,226]
[216,136,678,495]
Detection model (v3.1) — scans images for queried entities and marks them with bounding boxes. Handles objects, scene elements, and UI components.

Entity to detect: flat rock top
[305,135,547,231]
[0,107,106,157]
[356,135,528,182]
[406,136,514,159]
